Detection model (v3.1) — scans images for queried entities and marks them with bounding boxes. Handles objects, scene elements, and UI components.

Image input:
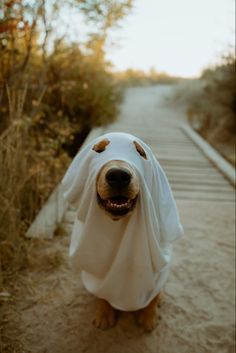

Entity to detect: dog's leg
[135,292,162,332]
[93,298,118,330]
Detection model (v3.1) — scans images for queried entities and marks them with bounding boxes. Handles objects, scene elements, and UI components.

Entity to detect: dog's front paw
[136,294,161,332]
[93,299,117,330]
[136,309,157,332]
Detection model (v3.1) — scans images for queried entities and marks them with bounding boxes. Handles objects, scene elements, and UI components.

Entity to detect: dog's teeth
[106,199,132,209]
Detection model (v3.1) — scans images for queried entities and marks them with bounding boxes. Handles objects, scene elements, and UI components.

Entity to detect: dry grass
[0,124,31,351]
[0,90,39,286]
[0,85,71,283]
[0,88,69,351]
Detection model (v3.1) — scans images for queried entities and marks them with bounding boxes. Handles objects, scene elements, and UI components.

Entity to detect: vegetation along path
[9,86,235,353]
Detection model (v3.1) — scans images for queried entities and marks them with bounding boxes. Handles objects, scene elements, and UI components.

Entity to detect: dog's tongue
[111,196,128,205]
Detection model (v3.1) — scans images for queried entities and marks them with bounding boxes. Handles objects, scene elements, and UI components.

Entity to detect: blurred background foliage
[0,0,132,285]
[172,51,236,166]
[115,67,183,86]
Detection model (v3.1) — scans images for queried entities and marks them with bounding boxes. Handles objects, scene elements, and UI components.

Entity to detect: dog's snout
[106,168,131,188]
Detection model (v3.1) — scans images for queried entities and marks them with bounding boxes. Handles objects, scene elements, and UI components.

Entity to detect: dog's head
[93,138,147,220]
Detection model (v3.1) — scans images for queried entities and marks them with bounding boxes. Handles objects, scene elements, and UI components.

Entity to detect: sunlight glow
[106,0,235,77]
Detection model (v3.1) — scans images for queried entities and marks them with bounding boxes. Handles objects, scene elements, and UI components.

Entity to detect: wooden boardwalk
[62,85,234,231]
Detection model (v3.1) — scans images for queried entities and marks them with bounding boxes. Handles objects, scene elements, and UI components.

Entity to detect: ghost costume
[62,132,183,311]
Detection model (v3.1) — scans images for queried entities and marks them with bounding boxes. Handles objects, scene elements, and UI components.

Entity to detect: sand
[2,200,234,353]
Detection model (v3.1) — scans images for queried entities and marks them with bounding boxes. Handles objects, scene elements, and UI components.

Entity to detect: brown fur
[93,138,110,153]
[135,293,162,331]
[133,140,147,159]
[94,292,162,332]
[96,160,139,202]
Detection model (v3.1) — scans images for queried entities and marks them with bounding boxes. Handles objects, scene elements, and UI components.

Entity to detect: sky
[105,0,235,77]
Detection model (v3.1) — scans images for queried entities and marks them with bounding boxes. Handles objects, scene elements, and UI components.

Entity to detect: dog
[62,132,183,332]
[93,138,161,330]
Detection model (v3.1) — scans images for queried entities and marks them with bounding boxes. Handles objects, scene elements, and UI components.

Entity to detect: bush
[40,43,122,156]
[173,52,235,166]
[190,54,236,142]
[115,68,182,87]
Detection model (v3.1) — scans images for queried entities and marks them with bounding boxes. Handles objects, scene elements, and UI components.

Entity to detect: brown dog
[92,138,162,331]
[63,133,183,332]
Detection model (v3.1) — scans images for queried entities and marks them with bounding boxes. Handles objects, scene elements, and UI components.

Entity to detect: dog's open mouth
[97,194,138,217]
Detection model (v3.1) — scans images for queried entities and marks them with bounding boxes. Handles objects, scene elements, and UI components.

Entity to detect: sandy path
[4,86,235,353]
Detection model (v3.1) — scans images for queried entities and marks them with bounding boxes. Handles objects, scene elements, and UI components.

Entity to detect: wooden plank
[165,169,226,177]
[173,190,235,202]
[63,210,76,223]
[171,184,233,193]
[168,178,230,187]
[61,222,73,233]
[182,124,235,187]
[25,183,68,239]
[153,146,201,151]
[153,150,205,156]
[163,168,221,176]
[159,159,211,167]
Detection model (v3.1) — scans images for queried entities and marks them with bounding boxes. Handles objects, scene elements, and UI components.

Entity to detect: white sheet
[62,132,183,311]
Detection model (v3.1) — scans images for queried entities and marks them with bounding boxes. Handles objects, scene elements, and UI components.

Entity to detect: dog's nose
[106,168,131,188]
